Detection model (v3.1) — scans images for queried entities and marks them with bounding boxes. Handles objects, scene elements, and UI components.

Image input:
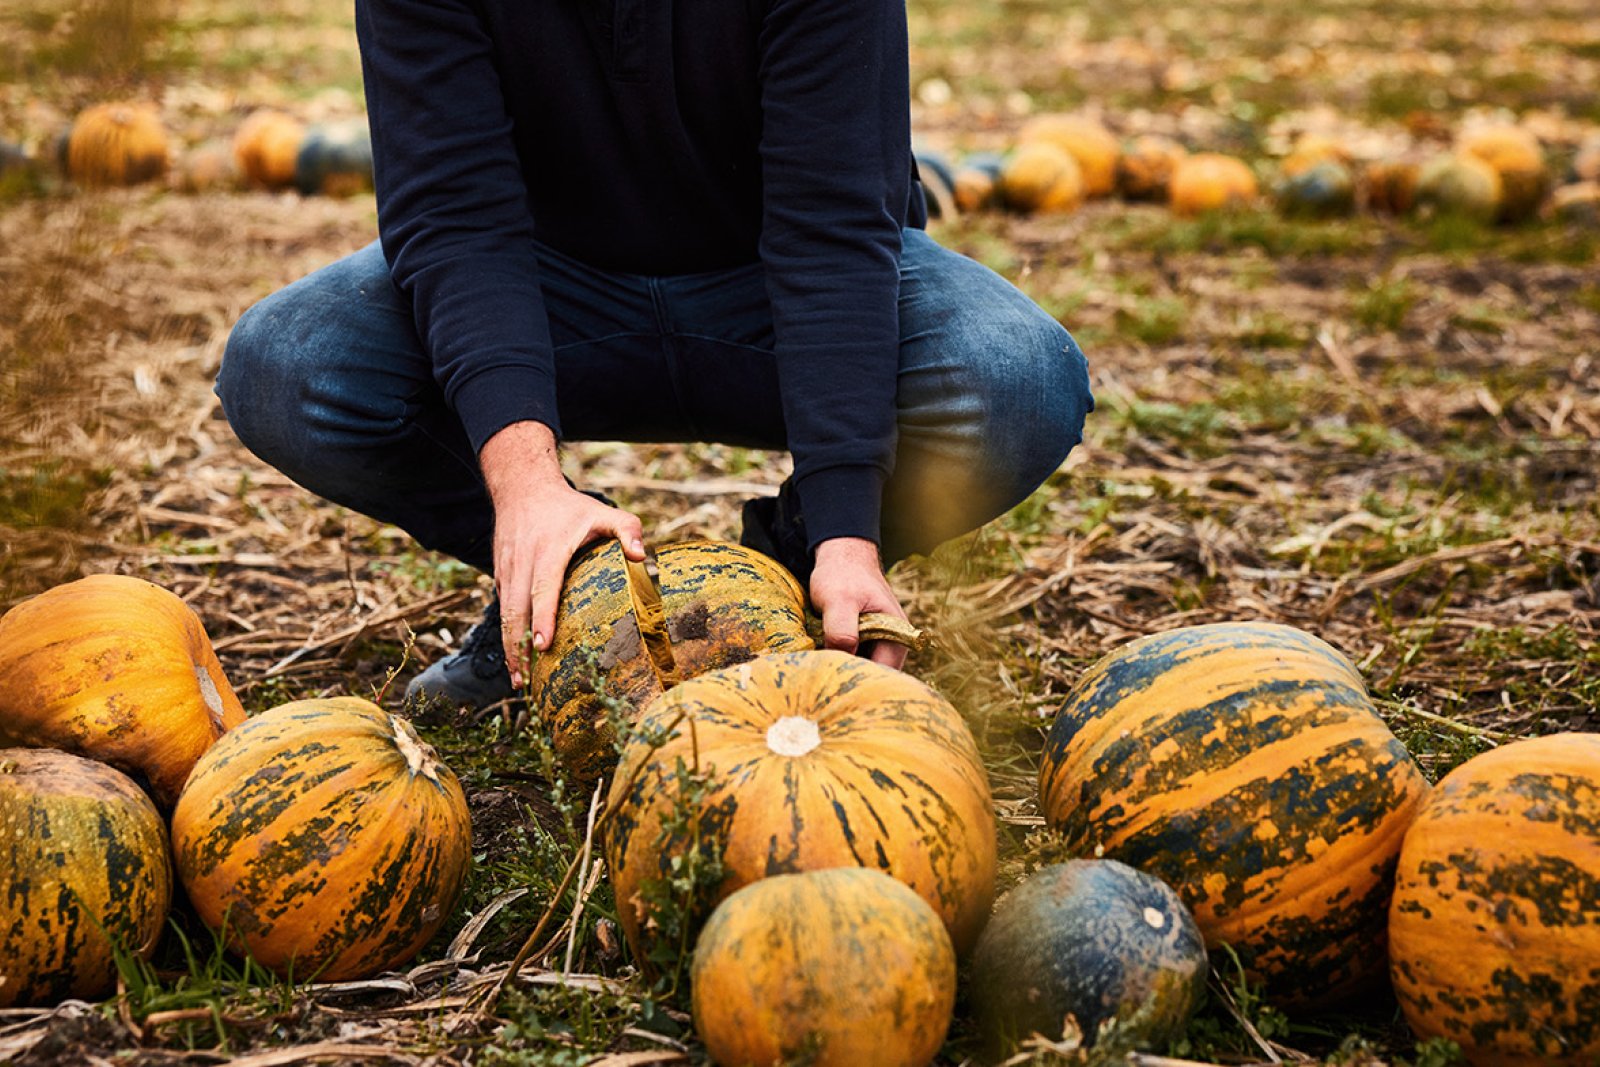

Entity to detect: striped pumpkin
[532,539,812,781]
[0,748,171,1007]
[1389,733,1600,1066]
[172,697,471,981]
[692,868,957,1067]
[0,574,247,808]
[606,650,996,962]
[1038,622,1430,1007]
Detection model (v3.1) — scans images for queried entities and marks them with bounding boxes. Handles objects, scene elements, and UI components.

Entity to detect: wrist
[479,421,566,502]
[813,537,881,569]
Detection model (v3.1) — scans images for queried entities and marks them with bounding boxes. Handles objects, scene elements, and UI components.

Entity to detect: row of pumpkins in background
[0,100,374,196]
[2,550,1598,1066]
[917,112,1600,225]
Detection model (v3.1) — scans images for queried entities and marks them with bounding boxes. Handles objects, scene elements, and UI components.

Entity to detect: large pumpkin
[532,539,812,781]
[998,142,1085,214]
[172,697,472,981]
[605,649,996,960]
[0,748,171,1007]
[232,109,306,190]
[0,573,247,808]
[1018,114,1120,198]
[64,102,169,187]
[1038,622,1430,1007]
[1389,733,1600,1066]
[1458,126,1546,223]
[970,860,1208,1056]
[294,120,373,197]
[691,868,956,1067]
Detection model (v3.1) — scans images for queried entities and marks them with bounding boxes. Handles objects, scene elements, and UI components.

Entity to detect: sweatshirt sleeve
[757,0,911,549]
[355,0,559,454]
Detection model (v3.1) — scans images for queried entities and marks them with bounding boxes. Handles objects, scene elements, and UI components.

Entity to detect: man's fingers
[864,638,909,671]
[612,512,646,561]
[820,602,860,655]
[526,555,569,662]
[496,568,534,687]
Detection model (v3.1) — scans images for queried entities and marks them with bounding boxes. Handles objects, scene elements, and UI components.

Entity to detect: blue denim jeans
[217,229,1092,572]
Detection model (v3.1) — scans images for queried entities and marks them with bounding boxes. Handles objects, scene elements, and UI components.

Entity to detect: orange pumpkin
[1018,114,1120,198]
[65,102,169,187]
[1116,135,1188,202]
[691,868,957,1067]
[1389,733,1600,1066]
[174,141,239,193]
[1038,622,1430,1007]
[172,697,472,981]
[605,649,997,961]
[0,748,171,1007]
[1458,126,1546,222]
[998,142,1084,214]
[532,539,813,781]
[1364,158,1423,215]
[1169,153,1259,216]
[0,574,246,808]
[232,109,306,190]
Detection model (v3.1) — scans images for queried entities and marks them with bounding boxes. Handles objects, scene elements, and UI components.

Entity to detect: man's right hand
[479,421,646,689]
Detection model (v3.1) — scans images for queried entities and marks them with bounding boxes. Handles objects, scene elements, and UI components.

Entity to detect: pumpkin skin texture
[0,573,247,809]
[1389,733,1600,1067]
[65,102,169,187]
[1169,153,1259,216]
[998,142,1084,214]
[531,539,813,782]
[0,748,171,1007]
[172,697,471,981]
[1018,114,1120,198]
[1038,622,1430,1008]
[605,649,997,962]
[232,109,306,190]
[692,868,956,1067]
[970,860,1208,1056]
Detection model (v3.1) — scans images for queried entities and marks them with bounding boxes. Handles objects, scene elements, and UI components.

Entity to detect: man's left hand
[809,537,909,671]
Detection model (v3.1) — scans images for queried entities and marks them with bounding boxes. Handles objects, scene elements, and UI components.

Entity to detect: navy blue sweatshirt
[354,0,923,547]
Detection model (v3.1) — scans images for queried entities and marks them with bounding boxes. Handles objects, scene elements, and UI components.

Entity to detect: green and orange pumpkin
[692,868,957,1067]
[0,573,247,808]
[1038,622,1430,1008]
[531,539,813,781]
[970,860,1209,1055]
[172,697,471,981]
[1116,135,1188,202]
[1415,155,1503,223]
[0,748,171,1007]
[294,121,374,197]
[1389,733,1600,1066]
[1458,126,1546,223]
[605,649,996,961]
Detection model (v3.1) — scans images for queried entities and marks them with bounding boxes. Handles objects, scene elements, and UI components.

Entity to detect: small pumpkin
[295,120,374,197]
[1547,181,1600,225]
[1169,153,1258,216]
[1458,126,1546,223]
[970,860,1208,1056]
[0,573,247,808]
[1038,622,1430,1008]
[692,868,957,1067]
[605,649,997,961]
[1364,158,1423,215]
[952,152,1005,213]
[1116,135,1188,202]
[232,108,306,190]
[172,697,472,981]
[1280,133,1352,179]
[0,748,171,1007]
[914,149,958,220]
[174,140,239,194]
[1275,160,1356,218]
[1415,155,1503,223]
[532,539,813,781]
[65,102,169,187]
[1389,733,1600,1067]
[1018,114,1120,198]
[998,142,1084,214]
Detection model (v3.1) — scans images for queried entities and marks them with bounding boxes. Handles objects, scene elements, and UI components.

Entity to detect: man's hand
[809,537,909,671]
[480,421,645,689]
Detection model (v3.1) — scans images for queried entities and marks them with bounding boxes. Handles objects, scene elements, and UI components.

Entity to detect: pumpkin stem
[765,715,822,757]
[194,664,226,732]
[389,715,442,781]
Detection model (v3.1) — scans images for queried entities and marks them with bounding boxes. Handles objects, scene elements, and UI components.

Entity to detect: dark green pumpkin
[1275,160,1356,218]
[970,860,1208,1055]
[294,121,373,197]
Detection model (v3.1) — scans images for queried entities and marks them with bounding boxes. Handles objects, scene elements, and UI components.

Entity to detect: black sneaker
[405,598,514,711]
[740,479,814,587]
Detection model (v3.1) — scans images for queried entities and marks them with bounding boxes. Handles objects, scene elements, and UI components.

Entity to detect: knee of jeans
[971,313,1093,486]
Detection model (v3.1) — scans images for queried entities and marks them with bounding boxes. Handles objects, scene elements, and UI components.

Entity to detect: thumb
[609,512,646,561]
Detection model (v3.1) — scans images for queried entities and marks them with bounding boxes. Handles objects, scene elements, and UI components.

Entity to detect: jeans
[216,228,1093,573]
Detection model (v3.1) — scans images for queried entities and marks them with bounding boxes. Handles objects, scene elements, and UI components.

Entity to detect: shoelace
[460,601,506,677]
